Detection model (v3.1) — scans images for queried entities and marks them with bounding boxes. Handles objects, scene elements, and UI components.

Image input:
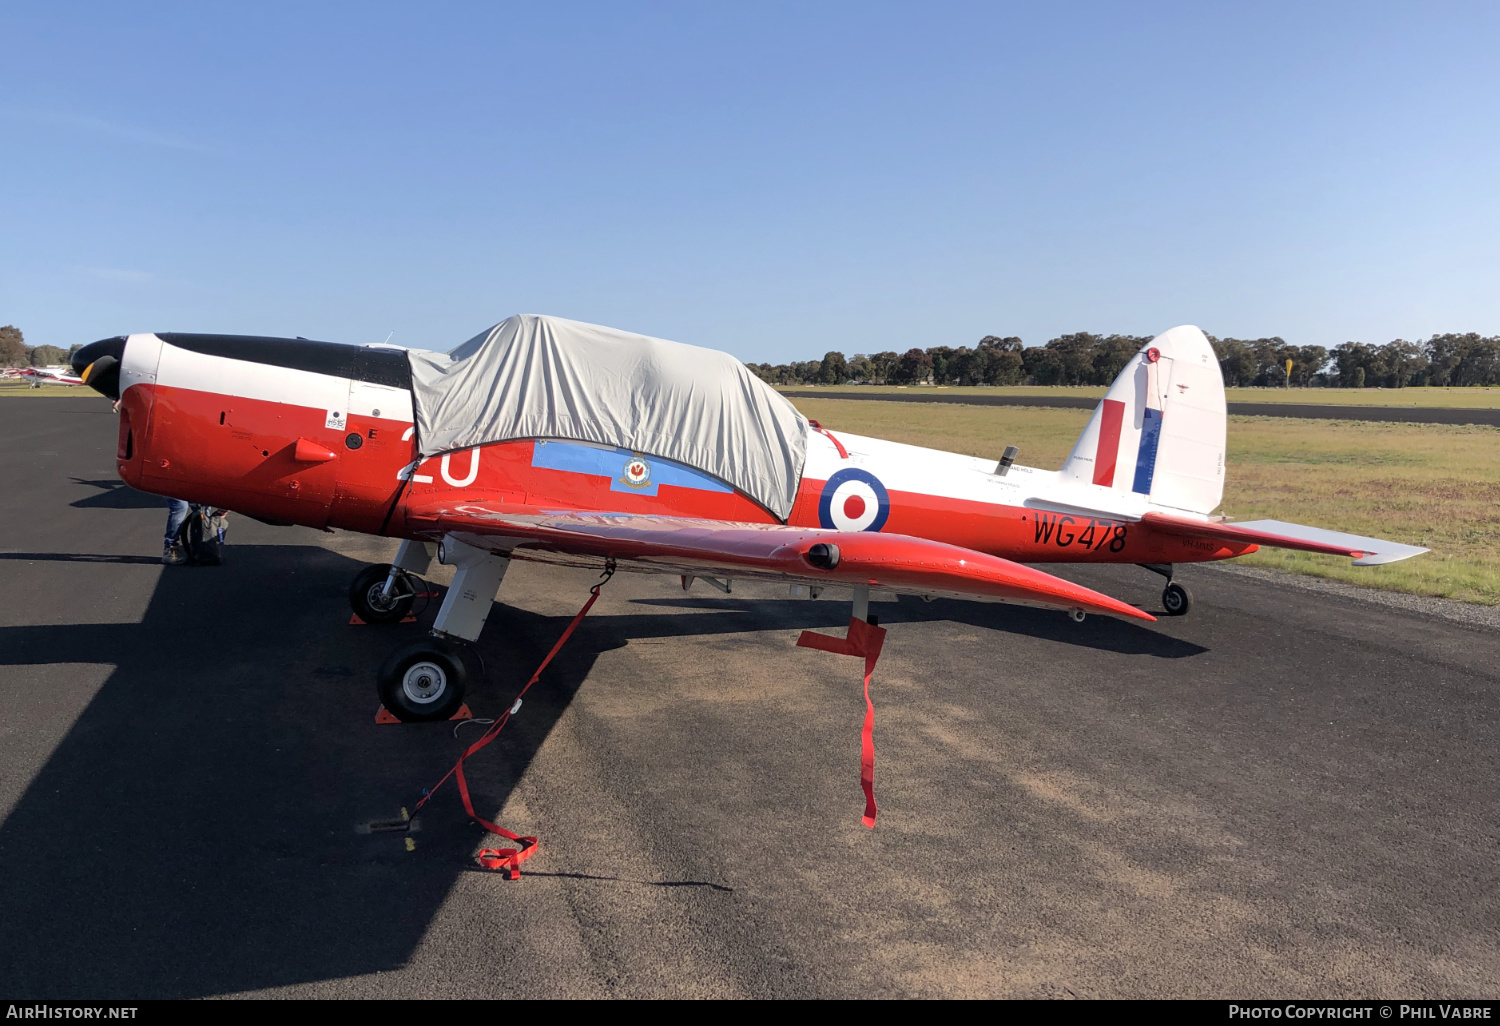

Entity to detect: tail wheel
[350,563,415,624]
[377,638,470,722]
[1162,581,1193,616]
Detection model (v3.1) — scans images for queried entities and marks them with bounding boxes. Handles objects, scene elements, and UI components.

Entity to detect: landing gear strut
[348,539,440,624]
[373,536,512,722]
[1140,563,1193,617]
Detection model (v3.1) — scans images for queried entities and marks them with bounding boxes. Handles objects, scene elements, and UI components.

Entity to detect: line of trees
[748,336,1030,388]
[6,319,1497,389]
[0,326,79,369]
[748,332,1500,388]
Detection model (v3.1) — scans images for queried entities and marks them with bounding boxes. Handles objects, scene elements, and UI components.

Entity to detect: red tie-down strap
[797,616,887,827]
[412,564,614,879]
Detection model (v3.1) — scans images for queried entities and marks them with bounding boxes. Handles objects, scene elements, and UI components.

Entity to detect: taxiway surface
[1,398,1496,998]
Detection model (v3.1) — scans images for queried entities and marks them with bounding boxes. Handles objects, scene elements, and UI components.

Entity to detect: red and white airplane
[69,317,1425,730]
[20,365,85,385]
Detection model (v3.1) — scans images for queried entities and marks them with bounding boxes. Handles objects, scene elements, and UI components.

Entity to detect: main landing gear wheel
[378,637,470,722]
[1162,581,1193,617]
[350,563,415,624]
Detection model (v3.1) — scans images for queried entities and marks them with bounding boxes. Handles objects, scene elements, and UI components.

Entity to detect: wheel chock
[375,703,473,724]
[350,612,420,625]
[350,591,439,624]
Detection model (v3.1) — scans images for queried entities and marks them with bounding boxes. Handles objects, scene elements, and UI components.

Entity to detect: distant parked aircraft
[20,365,85,385]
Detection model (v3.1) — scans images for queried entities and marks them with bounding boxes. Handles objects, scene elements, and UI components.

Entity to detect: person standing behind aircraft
[163,498,229,566]
[163,497,191,565]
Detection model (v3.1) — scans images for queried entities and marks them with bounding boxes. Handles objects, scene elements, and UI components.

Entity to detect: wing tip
[1117,604,1158,623]
[1073,593,1157,623]
[1352,545,1431,567]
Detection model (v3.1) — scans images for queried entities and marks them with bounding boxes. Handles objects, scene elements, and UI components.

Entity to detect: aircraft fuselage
[101,332,1251,567]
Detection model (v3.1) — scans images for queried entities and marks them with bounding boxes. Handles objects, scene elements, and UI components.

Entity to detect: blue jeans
[164,498,192,548]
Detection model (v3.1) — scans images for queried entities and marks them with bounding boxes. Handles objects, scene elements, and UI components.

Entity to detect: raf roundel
[818,468,891,533]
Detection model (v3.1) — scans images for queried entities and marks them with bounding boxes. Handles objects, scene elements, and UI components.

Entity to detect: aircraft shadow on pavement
[68,478,165,510]
[0,545,1192,997]
[629,595,1208,659]
[0,544,647,999]
[0,551,162,566]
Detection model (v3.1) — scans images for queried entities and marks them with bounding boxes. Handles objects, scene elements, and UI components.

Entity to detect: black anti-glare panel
[156,333,411,390]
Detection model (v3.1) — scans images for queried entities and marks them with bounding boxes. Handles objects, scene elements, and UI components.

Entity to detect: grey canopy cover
[406,314,809,520]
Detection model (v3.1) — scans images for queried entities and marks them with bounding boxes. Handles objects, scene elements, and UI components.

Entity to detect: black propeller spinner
[70,336,127,400]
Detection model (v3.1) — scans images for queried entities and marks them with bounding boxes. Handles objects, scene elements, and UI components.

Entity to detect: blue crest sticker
[621,454,652,489]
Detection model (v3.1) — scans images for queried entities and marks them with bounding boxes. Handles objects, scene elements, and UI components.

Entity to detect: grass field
[780,383,1500,408]
[789,397,1500,605]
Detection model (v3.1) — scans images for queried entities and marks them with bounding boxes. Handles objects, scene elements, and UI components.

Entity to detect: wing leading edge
[405,500,1156,622]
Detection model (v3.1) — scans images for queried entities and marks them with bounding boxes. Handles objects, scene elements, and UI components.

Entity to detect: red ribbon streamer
[797,616,887,827]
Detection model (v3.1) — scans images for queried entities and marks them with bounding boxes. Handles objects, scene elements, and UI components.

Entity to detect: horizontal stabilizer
[1143,513,1428,565]
[1225,520,1429,566]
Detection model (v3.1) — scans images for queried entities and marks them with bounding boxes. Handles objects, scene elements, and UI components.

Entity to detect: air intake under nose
[116,404,133,460]
[71,336,128,400]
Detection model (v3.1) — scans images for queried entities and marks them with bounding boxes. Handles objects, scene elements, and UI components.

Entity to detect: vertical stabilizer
[1059,326,1226,515]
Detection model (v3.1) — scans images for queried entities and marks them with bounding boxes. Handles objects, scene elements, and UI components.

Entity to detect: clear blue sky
[3,2,1497,362]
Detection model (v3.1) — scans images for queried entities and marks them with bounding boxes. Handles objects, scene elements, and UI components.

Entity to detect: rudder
[1059,326,1226,515]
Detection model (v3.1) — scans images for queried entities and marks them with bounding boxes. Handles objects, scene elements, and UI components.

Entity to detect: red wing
[405,499,1155,622]
[1142,512,1429,566]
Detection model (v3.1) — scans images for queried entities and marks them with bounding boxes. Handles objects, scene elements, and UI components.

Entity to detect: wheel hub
[402,660,447,704]
[366,574,411,613]
[366,583,397,612]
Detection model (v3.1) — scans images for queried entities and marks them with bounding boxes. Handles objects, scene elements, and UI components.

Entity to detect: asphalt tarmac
[784,389,1500,426]
[2,397,1496,999]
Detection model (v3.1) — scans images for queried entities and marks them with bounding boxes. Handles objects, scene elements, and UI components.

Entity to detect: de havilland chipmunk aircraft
[69,315,1426,733]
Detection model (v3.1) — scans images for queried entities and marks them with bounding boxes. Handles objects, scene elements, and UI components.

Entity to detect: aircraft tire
[377,638,469,722]
[350,564,415,624]
[1162,582,1193,617]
